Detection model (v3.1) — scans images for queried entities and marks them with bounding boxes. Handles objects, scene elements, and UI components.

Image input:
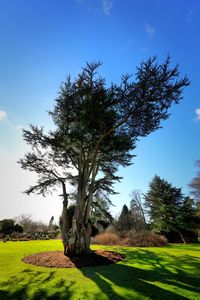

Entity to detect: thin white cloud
[145,22,155,38]
[102,0,113,16]
[0,110,7,121]
[195,108,200,121]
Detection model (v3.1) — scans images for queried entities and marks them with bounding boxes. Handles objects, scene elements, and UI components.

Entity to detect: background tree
[114,193,147,235]
[178,196,200,241]
[0,219,23,236]
[130,190,146,231]
[13,223,23,233]
[19,58,189,256]
[14,214,32,233]
[189,160,200,200]
[90,193,113,233]
[48,216,54,230]
[14,214,48,235]
[145,175,182,234]
[115,204,132,234]
[145,175,199,243]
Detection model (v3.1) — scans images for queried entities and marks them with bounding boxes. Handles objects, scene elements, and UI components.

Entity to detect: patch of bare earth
[22,250,125,268]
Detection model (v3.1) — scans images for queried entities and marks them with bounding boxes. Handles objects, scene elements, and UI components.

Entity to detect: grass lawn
[0,240,200,300]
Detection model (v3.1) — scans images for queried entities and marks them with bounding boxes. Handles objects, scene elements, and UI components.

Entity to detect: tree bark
[63,210,92,256]
[178,230,186,244]
[62,150,100,257]
[62,170,92,257]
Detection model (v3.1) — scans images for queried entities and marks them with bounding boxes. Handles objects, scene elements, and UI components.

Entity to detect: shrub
[91,232,121,245]
[92,230,167,247]
[125,230,167,247]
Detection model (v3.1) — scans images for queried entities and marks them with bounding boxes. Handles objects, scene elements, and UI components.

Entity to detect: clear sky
[0,0,200,224]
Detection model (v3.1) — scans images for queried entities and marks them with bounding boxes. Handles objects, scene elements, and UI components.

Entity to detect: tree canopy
[145,175,199,243]
[0,219,23,236]
[19,57,189,255]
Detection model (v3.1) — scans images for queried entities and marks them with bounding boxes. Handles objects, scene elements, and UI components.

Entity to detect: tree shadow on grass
[80,249,200,300]
[0,249,200,300]
[0,269,75,300]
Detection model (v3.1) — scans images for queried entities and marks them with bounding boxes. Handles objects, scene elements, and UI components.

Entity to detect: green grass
[0,240,200,299]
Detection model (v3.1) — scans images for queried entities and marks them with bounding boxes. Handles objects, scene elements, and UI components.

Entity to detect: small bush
[126,230,167,247]
[92,230,167,247]
[91,232,121,245]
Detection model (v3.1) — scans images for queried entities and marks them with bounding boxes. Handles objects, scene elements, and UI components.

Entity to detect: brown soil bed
[22,250,125,268]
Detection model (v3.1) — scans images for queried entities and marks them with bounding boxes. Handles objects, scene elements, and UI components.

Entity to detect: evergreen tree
[115,204,133,233]
[90,194,113,232]
[145,176,199,242]
[145,176,182,232]
[0,219,23,236]
[179,197,200,234]
[48,216,54,230]
[19,58,189,256]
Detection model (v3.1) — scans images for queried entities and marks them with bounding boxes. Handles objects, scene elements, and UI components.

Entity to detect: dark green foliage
[90,194,113,234]
[145,176,200,243]
[120,205,130,218]
[48,216,54,229]
[145,176,182,233]
[115,197,147,234]
[115,204,135,233]
[0,219,15,235]
[13,224,23,233]
[0,219,23,236]
[19,58,189,255]
[178,197,200,242]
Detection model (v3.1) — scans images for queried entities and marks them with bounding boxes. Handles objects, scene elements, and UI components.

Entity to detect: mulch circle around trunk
[22,250,125,268]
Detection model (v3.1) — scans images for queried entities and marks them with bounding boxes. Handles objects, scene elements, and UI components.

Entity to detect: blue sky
[0,0,199,223]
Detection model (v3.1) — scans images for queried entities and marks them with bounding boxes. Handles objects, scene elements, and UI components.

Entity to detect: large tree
[19,57,189,256]
[145,176,182,234]
[145,175,199,243]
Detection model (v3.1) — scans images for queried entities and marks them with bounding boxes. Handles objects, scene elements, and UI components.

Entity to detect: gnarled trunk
[61,178,93,257]
[63,216,92,257]
[62,153,99,257]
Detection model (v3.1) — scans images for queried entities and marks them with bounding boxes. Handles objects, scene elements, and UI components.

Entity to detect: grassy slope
[0,240,200,300]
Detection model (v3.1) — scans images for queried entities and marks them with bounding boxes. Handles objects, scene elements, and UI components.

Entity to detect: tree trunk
[62,173,93,257]
[63,215,92,257]
[62,157,98,257]
[178,230,186,244]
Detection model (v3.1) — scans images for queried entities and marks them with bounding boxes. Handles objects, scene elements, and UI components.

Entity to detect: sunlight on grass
[0,240,200,299]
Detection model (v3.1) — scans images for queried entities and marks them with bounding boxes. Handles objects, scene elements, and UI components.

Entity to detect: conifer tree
[19,58,189,255]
